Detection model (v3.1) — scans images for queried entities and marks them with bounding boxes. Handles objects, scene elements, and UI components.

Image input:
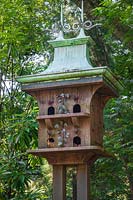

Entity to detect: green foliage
[0,0,132,199]
[0,0,56,198]
[90,1,133,199]
[91,96,133,200]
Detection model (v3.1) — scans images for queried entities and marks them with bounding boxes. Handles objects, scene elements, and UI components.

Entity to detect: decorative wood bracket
[71,116,80,127]
[37,113,90,129]
[45,119,53,129]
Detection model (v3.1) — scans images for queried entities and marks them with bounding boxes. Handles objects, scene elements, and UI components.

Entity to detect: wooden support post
[77,164,90,200]
[72,169,77,200]
[53,165,66,200]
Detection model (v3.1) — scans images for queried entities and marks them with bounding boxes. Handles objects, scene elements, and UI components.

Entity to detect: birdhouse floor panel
[37,112,90,119]
[28,146,112,165]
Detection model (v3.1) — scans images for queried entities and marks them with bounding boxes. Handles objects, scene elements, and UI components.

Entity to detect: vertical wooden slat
[53,165,66,200]
[38,120,47,148]
[77,164,90,200]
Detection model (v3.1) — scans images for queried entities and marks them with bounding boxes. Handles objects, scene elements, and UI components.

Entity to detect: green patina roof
[48,36,90,48]
[16,29,123,94]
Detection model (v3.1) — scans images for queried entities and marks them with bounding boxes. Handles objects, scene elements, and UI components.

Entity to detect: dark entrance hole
[47,137,55,148]
[73,104,81,113]
[48,106,55,115]
[73,136,81,146]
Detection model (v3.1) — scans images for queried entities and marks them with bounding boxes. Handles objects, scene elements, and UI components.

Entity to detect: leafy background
[0,0,132,199]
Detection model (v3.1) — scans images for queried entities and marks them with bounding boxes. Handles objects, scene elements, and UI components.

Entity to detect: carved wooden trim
[45,119,53,129]
[28,146,112,165]
[71,116,80,127]
[37,112,90,120]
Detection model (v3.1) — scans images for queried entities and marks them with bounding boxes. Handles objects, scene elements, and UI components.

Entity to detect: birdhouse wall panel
[37,117,92,148]
[63,87,77,112]
[38,95,46,115]
[90,93,103,146]
[54,89,61,114]
[34,91,47,115]
[80,118,91,146]
[28,91,46,115]
[77,87,90,113]
[33,85,103,116]
[26,83,111,149]
[38,120,47,148]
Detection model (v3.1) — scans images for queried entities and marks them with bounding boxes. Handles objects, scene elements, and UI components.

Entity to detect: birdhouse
[17,37,122,162]
[16,1,123,199]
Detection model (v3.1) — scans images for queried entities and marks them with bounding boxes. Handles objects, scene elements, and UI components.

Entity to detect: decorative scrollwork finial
[60,0,64,27]
[81,0,84,23]
[51,0,101,39]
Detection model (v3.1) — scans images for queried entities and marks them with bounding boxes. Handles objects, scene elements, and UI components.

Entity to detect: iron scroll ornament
[51,0,102,37]
[62,20,101,34]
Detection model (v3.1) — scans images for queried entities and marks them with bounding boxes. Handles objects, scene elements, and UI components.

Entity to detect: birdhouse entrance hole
[73,135,81,147]
[73,104,81,113]
[48,106,55,115]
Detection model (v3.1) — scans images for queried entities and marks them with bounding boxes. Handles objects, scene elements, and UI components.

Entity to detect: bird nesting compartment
[17,68,122,179]
[24,82,115,150]
[17,65,123,166]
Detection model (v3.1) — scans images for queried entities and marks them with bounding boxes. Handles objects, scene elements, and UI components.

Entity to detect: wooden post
[77,164,90,200]
[53,165,66,200]
[72,169,77,200]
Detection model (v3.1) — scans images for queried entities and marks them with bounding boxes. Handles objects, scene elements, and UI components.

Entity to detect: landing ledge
[28,146,113,165]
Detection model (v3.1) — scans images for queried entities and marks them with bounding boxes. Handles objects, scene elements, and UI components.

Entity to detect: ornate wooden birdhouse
[17,1,123,199]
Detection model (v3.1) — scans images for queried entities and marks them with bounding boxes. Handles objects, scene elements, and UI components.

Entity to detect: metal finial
[60,1,63,27]
[51,0,101,39]
[55,1,64,40]
[81,0,84,23]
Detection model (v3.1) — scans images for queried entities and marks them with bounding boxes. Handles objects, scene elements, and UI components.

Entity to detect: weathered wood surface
[37,112,90,119]
[77,164,90,200]
[26,80,115,153]
[53,165,66,200]
[53,164,91,200]
[38,120,47,148]
[34,84,112,148]
[28,146,112,165]
[90,92,104,146]
[22,76,103,92]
